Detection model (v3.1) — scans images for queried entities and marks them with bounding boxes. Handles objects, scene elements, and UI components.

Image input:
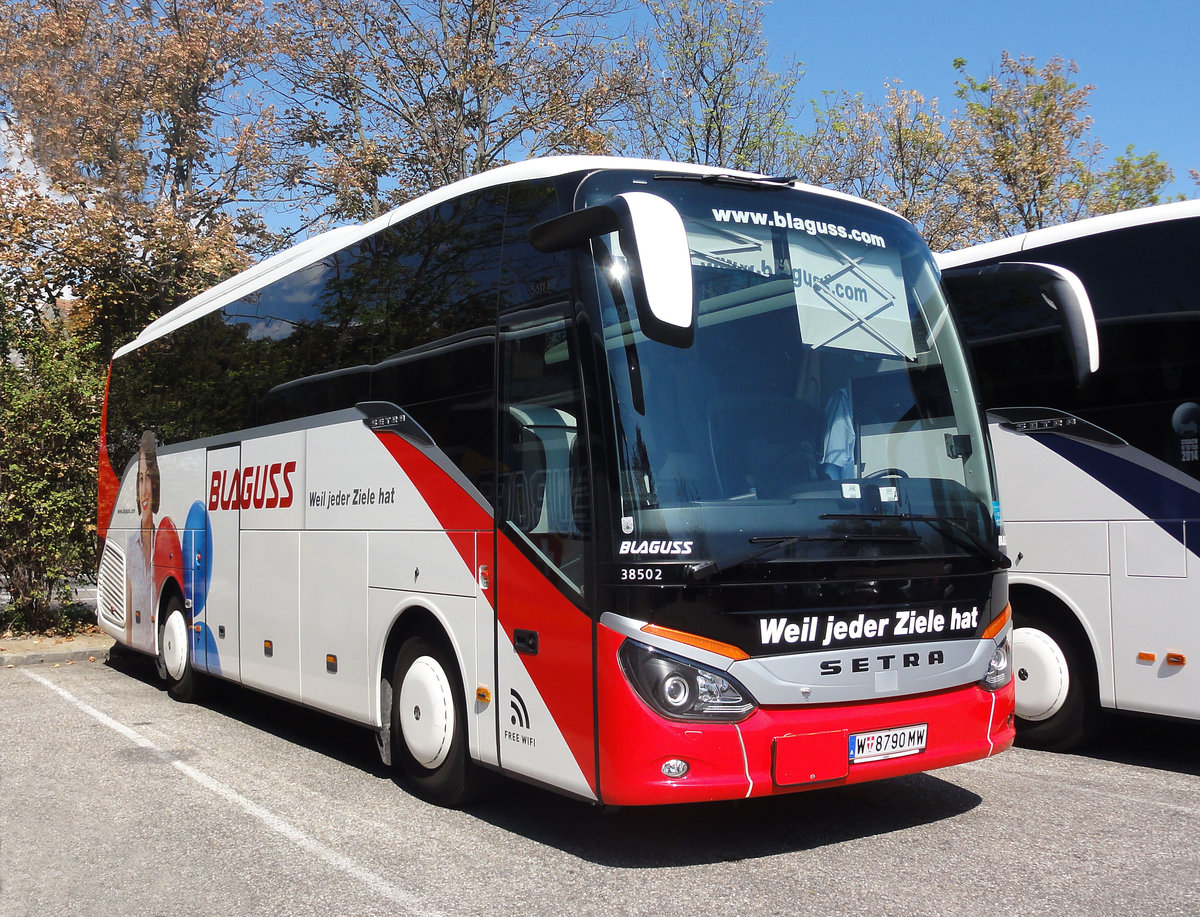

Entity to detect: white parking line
[22,669,440,917]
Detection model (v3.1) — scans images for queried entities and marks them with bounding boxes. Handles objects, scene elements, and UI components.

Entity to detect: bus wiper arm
[684,531,919,582]
[684,535,801,582]
[819,513,1012,569]
[653,172,796,190]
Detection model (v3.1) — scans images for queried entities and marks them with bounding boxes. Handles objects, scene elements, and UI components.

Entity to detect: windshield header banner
[702,205,915,359]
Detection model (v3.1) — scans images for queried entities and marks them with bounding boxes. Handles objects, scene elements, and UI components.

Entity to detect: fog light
[661,758,689,779]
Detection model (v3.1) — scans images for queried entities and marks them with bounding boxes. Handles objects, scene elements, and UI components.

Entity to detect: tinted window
[495,181,588,592]
[951,216,1200,479]
[105,188,507,481]
[949,278,1077,410]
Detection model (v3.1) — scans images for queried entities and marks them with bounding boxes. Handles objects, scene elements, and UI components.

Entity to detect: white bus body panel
[367,530,485,755]
[301,530,370,719]
[1109,523,1196,718]
[992,423,1199,720]
[106,411,601,793]
[100,447,208,655]
[240,530,302,700]
[205,445,242,680]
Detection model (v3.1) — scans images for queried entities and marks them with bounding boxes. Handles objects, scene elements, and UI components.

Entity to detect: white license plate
[848,723,927,763]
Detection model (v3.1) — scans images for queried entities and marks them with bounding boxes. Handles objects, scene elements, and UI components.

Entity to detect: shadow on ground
[106,648,991,866]
[1072,712,1200,777]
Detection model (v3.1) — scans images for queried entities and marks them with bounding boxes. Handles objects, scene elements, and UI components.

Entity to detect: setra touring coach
[97,156,1014,806]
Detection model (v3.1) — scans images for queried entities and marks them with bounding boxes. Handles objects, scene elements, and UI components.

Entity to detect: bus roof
[936,198,1200,271]
[115,155,900,359]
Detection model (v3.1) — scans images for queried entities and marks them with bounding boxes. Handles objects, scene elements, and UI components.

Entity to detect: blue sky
[762,0,1198,198]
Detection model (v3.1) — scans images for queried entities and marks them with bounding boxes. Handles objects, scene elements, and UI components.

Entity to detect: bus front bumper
[598,662,1015,807]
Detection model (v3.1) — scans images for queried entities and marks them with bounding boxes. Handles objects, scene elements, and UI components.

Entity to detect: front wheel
[1012,610,1101,750]
[392,635,490,806]
[157,595,199,702]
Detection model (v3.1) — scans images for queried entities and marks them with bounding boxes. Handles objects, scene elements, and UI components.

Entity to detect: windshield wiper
[684,531,919,582]
[819,513,1011,569]
[653,172,796,190]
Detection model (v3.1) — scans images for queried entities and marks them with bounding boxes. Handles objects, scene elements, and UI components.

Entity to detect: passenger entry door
[202,445,241,680]
[493,299,597,798]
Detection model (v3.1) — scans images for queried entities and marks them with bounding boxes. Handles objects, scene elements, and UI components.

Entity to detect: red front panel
[495,534,597,794]
[597,624,1015,807]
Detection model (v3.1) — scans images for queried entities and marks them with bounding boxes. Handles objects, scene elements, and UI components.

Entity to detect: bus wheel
[1012,611,1099,750]
[392,636,478,806]
[158,595,198,702]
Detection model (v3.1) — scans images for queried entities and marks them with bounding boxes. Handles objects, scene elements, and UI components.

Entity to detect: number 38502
[620,567,663,581]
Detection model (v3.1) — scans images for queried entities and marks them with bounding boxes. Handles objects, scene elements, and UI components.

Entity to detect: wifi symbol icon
[509,689,530,729]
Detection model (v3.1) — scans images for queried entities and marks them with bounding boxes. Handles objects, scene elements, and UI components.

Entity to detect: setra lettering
[820,651,946,676]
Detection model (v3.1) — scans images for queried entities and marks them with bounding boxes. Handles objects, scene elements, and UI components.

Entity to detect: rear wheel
[392,635,489,806]
[157,595,199,702]
[1012,608,1101,750]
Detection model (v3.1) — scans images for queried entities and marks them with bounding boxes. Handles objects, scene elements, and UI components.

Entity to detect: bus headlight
[618,640,757,722]
[980,633,1013,690]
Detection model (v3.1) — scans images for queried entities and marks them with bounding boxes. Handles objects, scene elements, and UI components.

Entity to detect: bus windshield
[582,172,1000,573]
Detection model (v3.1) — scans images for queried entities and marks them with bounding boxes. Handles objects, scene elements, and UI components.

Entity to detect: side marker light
[981,604,1012,640]
[641,624,750,661]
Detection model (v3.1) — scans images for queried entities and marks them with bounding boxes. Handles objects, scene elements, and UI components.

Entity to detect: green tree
[946,52,1177,242]
[1090,145,1181,214]
[951,52,1102,238]
[802,54,1183,248]
[619,0,805,173]
[0,0,274,626]
[0,312,105,632]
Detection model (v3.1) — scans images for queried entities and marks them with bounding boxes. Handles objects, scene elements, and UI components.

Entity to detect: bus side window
[499,325,588,592]
[498,180,588,592]
[948,280,1077,408]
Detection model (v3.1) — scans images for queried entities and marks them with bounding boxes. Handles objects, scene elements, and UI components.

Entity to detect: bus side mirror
[941,261,1098,388]
[530,192,695,348]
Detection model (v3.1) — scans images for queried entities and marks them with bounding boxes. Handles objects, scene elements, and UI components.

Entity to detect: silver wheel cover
[1013,626,1070,721]
[398,655,454,769]
[161,608,189,681]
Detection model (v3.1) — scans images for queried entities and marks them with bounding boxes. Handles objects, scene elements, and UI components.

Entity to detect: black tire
[1012,607,1102,750]
[157,594,199,703]
[391,635,489,806]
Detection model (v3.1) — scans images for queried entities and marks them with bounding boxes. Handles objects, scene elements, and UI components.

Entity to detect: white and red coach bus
[938,201,1200,749]
[96,156,1014,806]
